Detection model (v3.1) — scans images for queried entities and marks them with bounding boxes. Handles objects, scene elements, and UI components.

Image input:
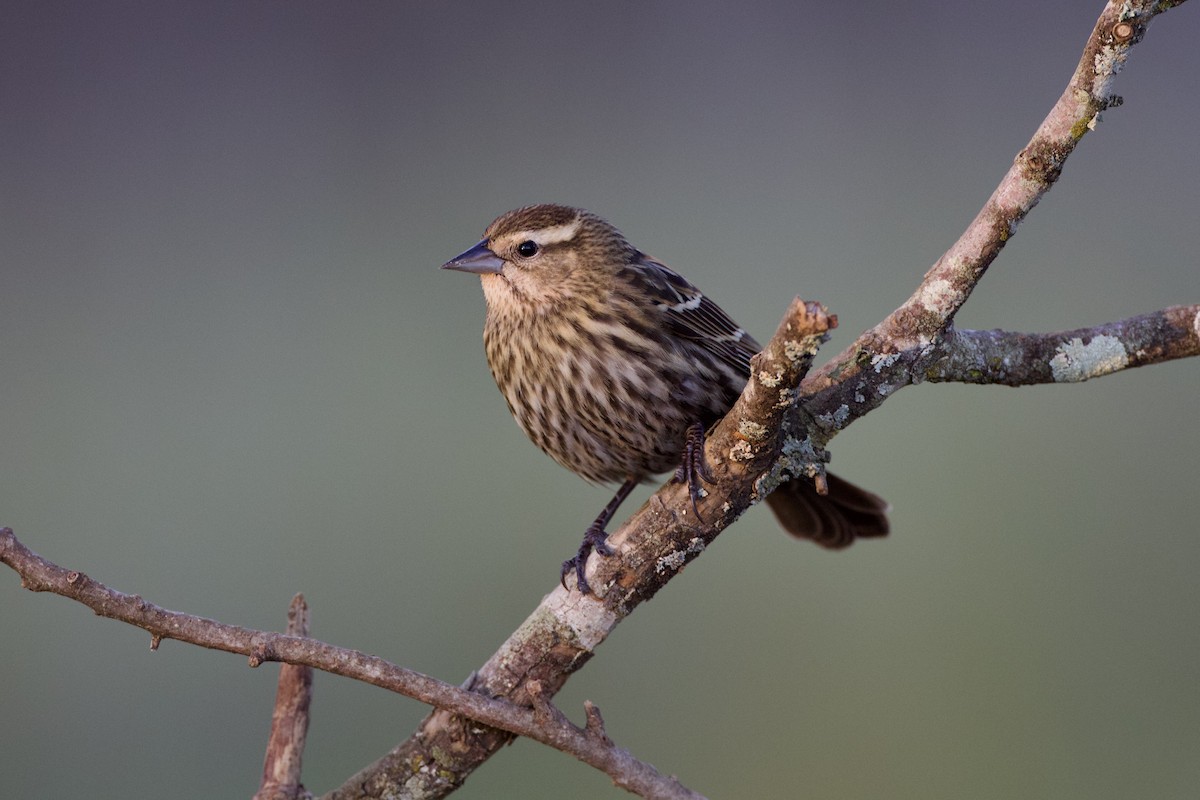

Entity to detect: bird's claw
[561,523,614,594]
[672,421,713,521]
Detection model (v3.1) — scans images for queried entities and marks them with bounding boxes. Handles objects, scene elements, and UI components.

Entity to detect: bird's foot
[561,523,615,594]
[672,421,714,521]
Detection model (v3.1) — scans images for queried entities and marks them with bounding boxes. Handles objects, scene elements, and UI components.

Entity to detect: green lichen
[1070,115,1092,141]
[429,746,455,769]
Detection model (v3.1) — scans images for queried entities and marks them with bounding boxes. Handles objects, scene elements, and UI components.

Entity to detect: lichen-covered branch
[0,528,705,800]
[924,305,1200,385]
[801,0,1187,430]
[327,299,837,800]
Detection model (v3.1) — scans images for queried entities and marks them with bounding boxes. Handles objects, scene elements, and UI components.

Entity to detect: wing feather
[621,255,761,379]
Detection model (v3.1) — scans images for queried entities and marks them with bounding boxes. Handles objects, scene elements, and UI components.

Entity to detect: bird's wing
[623,254,761,378]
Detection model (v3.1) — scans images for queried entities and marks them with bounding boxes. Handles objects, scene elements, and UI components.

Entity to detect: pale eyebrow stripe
[527,219,581,246]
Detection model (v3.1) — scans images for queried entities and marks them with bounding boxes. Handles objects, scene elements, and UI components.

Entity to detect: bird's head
[442,204,636,307]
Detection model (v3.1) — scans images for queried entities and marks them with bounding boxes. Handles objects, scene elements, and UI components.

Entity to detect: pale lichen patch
[729,440,754,462]
[544,588,618,651]
[1049,335,1129,382]
[755,435,824,499]
[815,404,851,431]
[656,538,705,575]
[757,369,782,388]
[871,352,900,373]
[783,338,811,364]
[738,420,768,442]
[916,278,956,316]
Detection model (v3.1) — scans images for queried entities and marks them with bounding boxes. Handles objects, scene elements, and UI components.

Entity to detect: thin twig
[0,528,705,800]
[254,594,315,800]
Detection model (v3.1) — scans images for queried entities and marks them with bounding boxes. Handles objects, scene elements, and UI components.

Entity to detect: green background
[2,2,1197,798]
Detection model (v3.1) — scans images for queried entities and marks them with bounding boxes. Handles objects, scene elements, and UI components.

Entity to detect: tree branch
[800,0,1187,429]
[0,527,705,800]
[924,305,1200,385]
[326,299,838,799]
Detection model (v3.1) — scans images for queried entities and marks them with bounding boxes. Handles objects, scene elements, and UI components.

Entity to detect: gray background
[2,1,1197,798]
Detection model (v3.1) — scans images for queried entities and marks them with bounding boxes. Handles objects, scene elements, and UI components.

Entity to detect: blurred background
[2,1,1197,798]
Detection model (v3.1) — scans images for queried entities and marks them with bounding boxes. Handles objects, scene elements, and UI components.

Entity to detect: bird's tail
[765,472,890,549]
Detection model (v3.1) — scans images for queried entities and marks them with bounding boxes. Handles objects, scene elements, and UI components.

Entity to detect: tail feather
[765,472,890,549]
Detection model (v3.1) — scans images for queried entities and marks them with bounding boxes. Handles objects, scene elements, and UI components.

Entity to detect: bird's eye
[516,240,539,258]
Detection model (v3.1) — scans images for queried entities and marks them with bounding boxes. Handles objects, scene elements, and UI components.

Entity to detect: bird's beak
[441,240,504,275]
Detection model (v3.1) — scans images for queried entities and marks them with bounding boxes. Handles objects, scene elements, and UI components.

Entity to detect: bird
[442,204,888,593]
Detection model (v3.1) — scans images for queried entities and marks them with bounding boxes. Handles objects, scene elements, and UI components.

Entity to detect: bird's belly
[495,347,693,483]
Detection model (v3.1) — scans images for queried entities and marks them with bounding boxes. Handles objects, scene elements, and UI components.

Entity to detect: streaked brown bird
[443,204,888,593]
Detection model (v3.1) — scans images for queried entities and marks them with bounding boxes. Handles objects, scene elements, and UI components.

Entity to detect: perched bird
[443,204,888,593]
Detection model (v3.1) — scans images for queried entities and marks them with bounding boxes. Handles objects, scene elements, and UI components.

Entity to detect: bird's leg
[562,477,639,594]
[672,421,714,520]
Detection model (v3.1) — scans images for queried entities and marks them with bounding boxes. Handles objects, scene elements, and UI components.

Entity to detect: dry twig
[254,594,315,800]
[0,529,705,800]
